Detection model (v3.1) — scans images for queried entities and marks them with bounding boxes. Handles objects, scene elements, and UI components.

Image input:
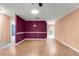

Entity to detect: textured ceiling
[0,3,79,20]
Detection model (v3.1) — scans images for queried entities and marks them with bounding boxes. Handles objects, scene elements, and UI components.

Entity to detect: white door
[47,25,55,39]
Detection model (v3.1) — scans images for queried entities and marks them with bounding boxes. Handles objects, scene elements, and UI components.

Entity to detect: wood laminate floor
[0,39,79,56]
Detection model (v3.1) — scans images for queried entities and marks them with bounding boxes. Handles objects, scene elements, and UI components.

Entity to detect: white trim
[0,43,13,49]
[56,39,79,53]
[16,32,47,34]
[15,38,46,46]
[56,6,79,22]
[0,39,25,49]
[15,39,25,45]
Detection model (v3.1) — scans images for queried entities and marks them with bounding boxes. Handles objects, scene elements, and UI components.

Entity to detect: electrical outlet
[20,38,21,40]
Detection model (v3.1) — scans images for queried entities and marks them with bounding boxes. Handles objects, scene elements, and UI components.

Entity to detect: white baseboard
[15,39,25,45]
[0,43,13,49]
[15,38,47,46]
[0,39,25,49]
[56,39,79,53]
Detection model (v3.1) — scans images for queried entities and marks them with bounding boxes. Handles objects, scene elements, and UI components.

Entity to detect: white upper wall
[47,20,56,25]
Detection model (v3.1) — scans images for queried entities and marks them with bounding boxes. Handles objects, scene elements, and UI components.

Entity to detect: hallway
[0,39,79,56]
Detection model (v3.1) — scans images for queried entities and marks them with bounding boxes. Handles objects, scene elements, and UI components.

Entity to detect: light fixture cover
[31,9,39,14]
[33,24,37,27]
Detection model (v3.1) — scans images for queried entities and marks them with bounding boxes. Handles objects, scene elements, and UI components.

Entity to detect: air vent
[35,17,40,19]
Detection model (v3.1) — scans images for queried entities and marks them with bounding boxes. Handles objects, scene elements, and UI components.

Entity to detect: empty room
[0,3,79,56]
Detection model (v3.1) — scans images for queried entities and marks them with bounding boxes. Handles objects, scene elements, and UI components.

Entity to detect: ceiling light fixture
[31,9,39,15]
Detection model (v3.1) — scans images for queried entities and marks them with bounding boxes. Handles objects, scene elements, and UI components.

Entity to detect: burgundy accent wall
[16,34,25,43]
[25,21,47,38]
[25,33,47,38]
[16,15,26,32]
[16,15,26,43]
[16,15,47,43]
[25,21,47,32]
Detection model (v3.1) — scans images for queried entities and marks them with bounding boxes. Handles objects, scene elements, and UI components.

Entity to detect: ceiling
[0,3,79,20]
